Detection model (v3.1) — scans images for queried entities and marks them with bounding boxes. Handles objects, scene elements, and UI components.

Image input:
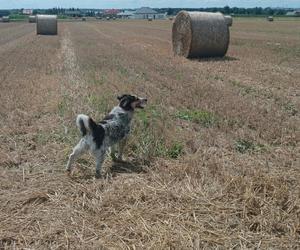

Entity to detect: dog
[66,94,147,178]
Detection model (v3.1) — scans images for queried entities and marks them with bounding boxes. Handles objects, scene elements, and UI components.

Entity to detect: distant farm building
[22,9,33,15]
[104,9,120,17]
[133,7,166,20]
[117,11,135,19]
[286,9,300,16]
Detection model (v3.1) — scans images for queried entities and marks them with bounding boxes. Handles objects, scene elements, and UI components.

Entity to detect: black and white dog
[66,94,147,178]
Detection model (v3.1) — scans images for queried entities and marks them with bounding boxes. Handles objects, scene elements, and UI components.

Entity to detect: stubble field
[0,18,299,249]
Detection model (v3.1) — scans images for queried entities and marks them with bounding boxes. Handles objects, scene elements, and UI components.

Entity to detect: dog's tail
[76,114,98,136]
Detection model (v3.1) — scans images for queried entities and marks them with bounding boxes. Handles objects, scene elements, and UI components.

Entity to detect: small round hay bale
[106,16,110,20]
[29,15,36,23]
[2,16,10,23]
[36,15,57,35]
[224,15,233,26]
[82,17,86,21]
[267,16,274,22]
[172,11,230,58]
[148,17,153,21]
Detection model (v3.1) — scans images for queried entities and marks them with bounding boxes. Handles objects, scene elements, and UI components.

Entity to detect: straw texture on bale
[224,15,233,26]
[29,15,36,23]
[2,16,10,23]
[172,11,230,58]
[36,15,57,35]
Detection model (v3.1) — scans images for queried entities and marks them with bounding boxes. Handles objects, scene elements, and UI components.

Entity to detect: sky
[0,0,299,9]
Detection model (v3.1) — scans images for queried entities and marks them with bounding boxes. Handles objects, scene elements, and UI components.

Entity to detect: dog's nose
[144,98,148,102]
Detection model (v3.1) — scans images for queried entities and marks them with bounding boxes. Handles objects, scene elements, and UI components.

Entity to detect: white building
[133,7,166,20]
[22,9,33,15]
[117,10,135,19]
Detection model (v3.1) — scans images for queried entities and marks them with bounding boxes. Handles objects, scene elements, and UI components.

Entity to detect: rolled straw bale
[29,15,36,23]
[224,15,233,26]
[148,17,153,21]
[267,16,274,22]
[2,16,10,23]
[36,15,57,35]
[172,11,230,58]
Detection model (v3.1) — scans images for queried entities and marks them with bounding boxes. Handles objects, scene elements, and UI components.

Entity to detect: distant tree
[223,6,230,14]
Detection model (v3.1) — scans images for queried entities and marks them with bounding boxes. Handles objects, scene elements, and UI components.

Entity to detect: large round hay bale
[36,15,57,35]
[2,16,10,23]
[29,15,36,23]
[224,15,233,26]
[172,11,230,58]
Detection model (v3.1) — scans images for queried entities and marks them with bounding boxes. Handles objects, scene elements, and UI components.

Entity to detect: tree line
[0,7,295,18]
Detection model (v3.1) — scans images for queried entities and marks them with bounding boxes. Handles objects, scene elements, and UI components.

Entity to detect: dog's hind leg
[94,149,106,178]
[66,139,88,172]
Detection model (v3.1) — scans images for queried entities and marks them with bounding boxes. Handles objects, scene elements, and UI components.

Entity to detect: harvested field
[0,18,299,249]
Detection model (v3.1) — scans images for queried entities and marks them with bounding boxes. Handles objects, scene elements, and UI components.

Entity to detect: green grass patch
[176,109,218,128]
[235,139,266,154]
[167,142,184,159]
[85,94,112,114]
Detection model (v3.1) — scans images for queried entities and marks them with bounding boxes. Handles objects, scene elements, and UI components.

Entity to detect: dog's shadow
[71,159,147,181]
[110,159,146,174]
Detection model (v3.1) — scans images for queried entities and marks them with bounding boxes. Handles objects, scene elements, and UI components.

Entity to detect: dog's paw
[95,171,102,179]
[66,168,72,176]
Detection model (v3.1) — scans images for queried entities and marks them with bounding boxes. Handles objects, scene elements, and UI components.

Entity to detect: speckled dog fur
[66,94,147,178]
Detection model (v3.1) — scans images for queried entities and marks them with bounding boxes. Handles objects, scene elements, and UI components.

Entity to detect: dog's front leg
[117,138,127,161]
[95,149,106,178]
[110,145,118,161]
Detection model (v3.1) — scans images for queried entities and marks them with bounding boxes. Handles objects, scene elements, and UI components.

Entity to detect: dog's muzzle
[136,98,147,109]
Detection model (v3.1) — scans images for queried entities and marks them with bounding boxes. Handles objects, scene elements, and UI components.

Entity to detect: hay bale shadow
[192,56,239,62]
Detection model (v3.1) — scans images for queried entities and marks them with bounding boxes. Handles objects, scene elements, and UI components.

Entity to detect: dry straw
[172,11,230,58]
[36,15,58,35]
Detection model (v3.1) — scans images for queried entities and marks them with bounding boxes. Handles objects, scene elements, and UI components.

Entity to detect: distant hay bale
[224,15,233,26]
[37,15,57,35]
[28,15,36,23]
[267,16,274,22]
[172,11,230,58]
[148,17,153,21]
[106,17,110,20]
[82,17,86,21]
[2,16,10,23]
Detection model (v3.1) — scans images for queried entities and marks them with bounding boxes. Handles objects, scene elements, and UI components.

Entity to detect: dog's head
[117,94,147,111]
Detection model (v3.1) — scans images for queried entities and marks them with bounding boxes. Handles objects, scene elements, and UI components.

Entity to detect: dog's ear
[117,95,126,101]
